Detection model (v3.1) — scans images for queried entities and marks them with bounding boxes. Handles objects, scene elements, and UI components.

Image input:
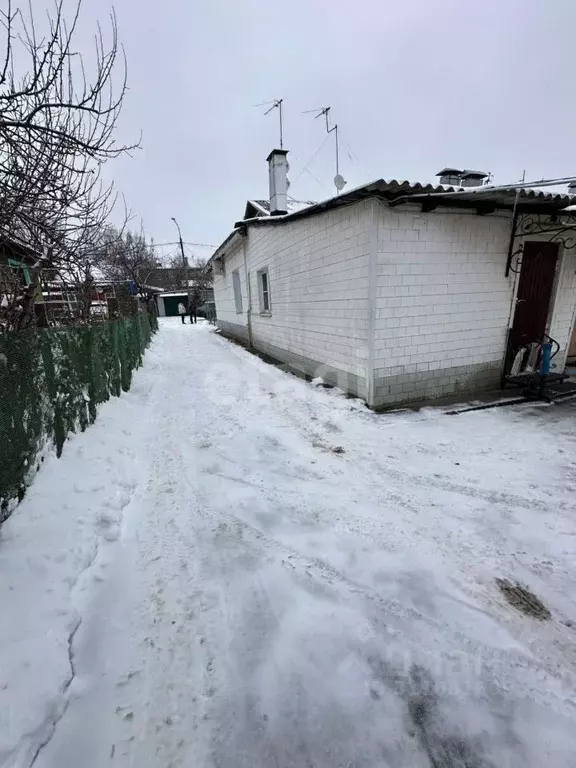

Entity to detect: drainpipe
[242,231,253,348]
[366,199,378,406]
[500,190,522,385]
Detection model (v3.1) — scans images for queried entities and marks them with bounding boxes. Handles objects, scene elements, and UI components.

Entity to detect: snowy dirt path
[2,318,576,767]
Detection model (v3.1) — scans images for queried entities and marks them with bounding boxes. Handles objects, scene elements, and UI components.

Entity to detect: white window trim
[232,269,243,314]
[257,267,271,315]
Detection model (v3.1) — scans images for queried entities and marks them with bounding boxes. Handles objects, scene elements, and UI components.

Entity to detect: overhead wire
[153,241,216,248]
[303,167,326,190]
[293,133,332,184]
[338,129,371,181]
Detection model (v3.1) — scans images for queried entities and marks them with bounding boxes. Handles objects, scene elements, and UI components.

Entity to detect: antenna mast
[305,106,346,193]
[257,98,284,149]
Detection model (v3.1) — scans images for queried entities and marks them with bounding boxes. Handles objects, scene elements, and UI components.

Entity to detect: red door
[510,241,559,348]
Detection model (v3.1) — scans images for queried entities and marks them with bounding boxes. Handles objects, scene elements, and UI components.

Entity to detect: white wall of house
[548,246,576,371]
[212,241,250,341]
[212,198,576,407]
[372,205,515,404]
[215,200,373,397]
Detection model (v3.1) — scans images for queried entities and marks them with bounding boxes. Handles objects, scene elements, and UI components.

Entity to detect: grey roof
[436,167,462,176]
[0,230,41,264]
[235,180,461,228]
[210,228,243,262]
[246,199,270,215]
[234,179,576,229]
[209,178,576,266]
[435,168,488,179]
[459,169,489,179]
[388,183,576,212]
[244,198,318,219]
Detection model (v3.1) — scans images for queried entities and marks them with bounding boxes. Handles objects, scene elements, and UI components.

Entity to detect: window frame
[232,268,243,314]
[8,258,31,286]
[257,267,271,315]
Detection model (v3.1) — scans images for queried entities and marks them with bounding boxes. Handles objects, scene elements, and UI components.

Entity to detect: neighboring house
[148,266,213,293]
[209,149,576,408]
[39,278,155,320]
[0,235,46,327]
[149,266,214,317]
[0,236,39,294]
[156,289,215,318]
[148,266,195,291]
[156,291,190,317]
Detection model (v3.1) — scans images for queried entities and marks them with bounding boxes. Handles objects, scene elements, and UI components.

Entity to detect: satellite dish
[334,174,346,192]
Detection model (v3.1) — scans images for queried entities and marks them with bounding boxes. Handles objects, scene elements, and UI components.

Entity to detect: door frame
[502,239,563,381]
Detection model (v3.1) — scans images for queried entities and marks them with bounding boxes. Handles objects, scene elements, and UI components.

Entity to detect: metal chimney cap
[436,167,463,177]
[266,148,289,162]
[460,169,489,180]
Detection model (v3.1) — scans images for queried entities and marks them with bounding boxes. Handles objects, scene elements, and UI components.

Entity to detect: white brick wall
[548,245,576,370]
[212,240,249,332]
[373,206,515,387]
[212,197,576,407]
[238,200,373,384]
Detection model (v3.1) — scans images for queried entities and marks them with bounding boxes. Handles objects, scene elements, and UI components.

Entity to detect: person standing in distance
[189,289,201,324]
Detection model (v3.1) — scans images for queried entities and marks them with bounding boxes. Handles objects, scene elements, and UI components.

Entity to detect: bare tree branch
[0,0,141,330]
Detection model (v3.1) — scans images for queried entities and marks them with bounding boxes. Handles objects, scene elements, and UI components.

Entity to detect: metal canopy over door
[510,241,559,348]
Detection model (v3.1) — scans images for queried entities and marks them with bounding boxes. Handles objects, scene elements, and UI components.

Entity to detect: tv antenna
[304,106,346,193]
[255,99,284,149]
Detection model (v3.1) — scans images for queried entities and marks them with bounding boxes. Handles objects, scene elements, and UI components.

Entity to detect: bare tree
[191,256,213,292]
[94,226,160,296]
[0,0,139,329]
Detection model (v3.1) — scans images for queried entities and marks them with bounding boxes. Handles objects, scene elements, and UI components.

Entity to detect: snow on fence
[0,311,157,521]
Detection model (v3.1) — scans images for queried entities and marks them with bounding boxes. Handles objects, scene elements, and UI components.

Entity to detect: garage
[157,292,189,317]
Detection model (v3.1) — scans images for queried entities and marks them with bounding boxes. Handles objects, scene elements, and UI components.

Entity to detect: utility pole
[171,217,190,308]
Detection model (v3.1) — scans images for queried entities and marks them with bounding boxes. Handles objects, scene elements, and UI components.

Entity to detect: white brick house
[210,157,576,408]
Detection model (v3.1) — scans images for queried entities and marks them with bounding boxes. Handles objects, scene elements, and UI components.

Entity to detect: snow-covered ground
[1,318,576,767]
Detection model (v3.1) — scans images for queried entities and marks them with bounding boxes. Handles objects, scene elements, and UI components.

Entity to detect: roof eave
[233,179,461,229]
[207,227,246,267]
[228,180,576,235]
[388,188,576,214]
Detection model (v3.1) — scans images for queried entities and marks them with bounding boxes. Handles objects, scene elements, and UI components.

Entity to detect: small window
[8,258,31,286]
[258,268,271,314]
[232,269,243,313]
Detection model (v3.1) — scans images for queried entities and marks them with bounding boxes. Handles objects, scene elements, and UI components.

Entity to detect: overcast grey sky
[86,0,575,258]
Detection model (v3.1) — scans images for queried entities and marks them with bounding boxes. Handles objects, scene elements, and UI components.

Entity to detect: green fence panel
[0,312,155,522]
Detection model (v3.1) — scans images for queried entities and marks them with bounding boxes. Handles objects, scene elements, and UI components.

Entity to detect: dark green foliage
[0,313,156,521]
